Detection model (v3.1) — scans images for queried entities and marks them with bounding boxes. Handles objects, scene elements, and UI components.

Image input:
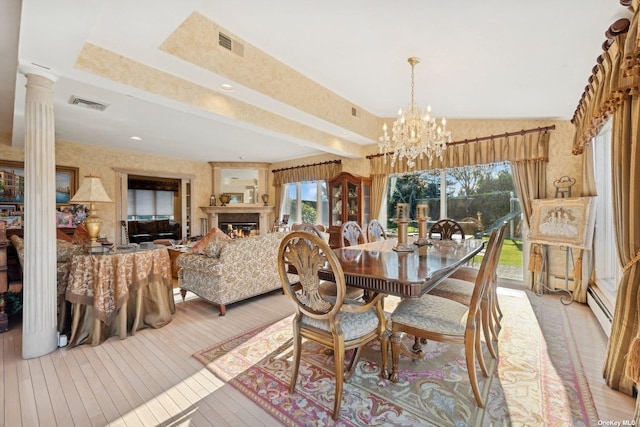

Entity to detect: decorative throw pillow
[190,227,230,254]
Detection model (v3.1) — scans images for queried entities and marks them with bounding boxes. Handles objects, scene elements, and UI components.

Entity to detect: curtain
[272,161,342,223]
[570,1,640,401]
[370,131,550,176]
[603,92,640,397]
[370,174,388,220]
[511,158,547,288]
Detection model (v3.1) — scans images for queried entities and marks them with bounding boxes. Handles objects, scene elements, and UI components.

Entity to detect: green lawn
[391,226,524,268]
[472,237,523,267]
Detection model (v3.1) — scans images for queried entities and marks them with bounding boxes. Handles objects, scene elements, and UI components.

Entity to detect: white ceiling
[0,0,630,163]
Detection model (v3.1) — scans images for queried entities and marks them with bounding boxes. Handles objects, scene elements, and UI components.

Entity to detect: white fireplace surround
[201,205,275,235]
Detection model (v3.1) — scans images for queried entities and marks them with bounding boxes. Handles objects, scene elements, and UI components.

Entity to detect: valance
[369,129,550,175]
[572,2,640,154]
[272,160,342,185]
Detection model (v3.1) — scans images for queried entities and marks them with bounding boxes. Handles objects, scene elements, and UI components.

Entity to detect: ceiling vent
[218,31,244,57]
[68,96,109,112]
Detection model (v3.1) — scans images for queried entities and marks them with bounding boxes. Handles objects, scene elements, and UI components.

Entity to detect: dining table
[319,237,485,299]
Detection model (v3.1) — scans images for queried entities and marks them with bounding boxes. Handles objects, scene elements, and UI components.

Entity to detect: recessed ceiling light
[130,136,142,141]
[219,83,234,92]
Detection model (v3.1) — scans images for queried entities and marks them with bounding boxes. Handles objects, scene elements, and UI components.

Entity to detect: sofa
[126,219,181,243]
[177,231,296,315]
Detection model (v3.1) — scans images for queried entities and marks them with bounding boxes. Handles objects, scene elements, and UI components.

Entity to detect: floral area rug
[193,288,598,426]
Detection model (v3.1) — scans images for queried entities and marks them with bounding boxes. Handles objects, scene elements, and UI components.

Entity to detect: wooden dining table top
[319,238,485,298]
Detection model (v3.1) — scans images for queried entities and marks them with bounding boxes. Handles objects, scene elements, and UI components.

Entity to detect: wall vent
[218,32,244,57]
[68,96,109,112]
[351,107,359,118]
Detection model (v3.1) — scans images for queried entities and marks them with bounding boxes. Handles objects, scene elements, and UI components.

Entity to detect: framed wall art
[528,196,597,249]
[0,160,79,205]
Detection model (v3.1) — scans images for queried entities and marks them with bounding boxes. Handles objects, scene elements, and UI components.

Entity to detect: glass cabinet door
[331,181,343,227]
[346,181,359,223]
[362,184,371,226]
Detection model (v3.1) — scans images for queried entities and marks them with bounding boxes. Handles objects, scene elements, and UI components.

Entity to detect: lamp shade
[70,175,112,204]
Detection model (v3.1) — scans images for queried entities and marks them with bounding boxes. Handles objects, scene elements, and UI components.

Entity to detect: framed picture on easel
[528,196,597,249]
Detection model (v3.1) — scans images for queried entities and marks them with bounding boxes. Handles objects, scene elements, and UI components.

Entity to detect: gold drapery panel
[572,3,640,154]
[571,0,640,405]
[370,174,387,220]
[369,130,550,175]
[603,91,640,399]
[511,158,547,289]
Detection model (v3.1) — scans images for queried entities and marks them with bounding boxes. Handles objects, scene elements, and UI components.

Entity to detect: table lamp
[70,174,112,252]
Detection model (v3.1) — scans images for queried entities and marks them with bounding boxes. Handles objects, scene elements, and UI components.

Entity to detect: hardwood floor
[0,286,635,426]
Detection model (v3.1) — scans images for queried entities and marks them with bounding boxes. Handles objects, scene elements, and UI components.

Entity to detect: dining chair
[340,221,367,247]
[428,218,466,240]
[367,219,387,242]
[289,223,361,299]
[277,231,386,420]
[381,226,502,408]
[427,222,508,358]
[290,222,323,236]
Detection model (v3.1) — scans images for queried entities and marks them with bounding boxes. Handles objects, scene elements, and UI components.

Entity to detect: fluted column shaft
[21,70,58,359]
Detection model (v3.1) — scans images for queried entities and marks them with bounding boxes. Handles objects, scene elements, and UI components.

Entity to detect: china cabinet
[328,172,371,248]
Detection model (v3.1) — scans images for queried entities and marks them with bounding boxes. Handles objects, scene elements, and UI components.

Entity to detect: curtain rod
[366,125,556,159]
[272,159,341,173]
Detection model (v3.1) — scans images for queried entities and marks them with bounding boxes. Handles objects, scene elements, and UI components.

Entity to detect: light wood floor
[0,285,635,426]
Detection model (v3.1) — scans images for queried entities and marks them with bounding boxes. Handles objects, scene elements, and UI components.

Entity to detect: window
[387,163,523,281]
[282,181,328,225]
[593,121,620,298]
[127,189,174,220]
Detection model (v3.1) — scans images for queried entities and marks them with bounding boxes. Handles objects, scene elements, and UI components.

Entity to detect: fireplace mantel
[201,205,275,235]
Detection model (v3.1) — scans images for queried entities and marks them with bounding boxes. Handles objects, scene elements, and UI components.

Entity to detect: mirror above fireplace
[221,168,258,204]
[209,162,269,205]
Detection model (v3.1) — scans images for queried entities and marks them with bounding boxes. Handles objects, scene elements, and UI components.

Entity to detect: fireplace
[218,213,259,237]
[200,205,275,236]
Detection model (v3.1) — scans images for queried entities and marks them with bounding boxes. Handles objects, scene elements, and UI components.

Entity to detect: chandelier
[378,57,451,168]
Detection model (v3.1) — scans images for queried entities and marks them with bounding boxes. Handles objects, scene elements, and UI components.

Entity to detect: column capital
[19,62,58,83]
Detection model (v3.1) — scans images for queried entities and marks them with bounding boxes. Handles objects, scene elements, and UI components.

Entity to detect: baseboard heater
[587,286,613,337]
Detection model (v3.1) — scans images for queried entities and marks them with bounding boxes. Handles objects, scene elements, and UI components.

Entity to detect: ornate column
[21,66,58,358]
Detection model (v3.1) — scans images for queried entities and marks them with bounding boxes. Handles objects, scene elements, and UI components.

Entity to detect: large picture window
[387,163,523,281]
[592,121,620,300]
[282,181,328,225]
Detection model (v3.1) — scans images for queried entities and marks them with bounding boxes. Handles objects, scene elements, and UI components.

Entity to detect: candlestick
[393,203,414,252]
[397,203,409,220]
[416,204,429,219]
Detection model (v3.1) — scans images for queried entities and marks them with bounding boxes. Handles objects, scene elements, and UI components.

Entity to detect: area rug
[193,288,598,426]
